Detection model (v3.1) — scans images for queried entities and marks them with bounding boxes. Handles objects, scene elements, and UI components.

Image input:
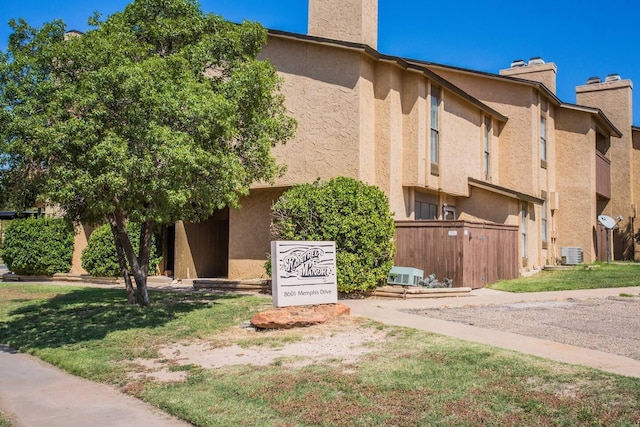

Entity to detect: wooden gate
[394,221,519,289]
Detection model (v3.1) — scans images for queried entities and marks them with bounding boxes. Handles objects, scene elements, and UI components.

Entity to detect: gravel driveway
[406,296,640,360]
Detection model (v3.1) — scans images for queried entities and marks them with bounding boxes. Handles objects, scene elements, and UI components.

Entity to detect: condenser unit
[561,247,583,265]
[387,266,424,286]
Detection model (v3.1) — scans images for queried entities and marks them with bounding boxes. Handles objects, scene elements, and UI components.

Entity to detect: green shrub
[81,223,162,277]
[1,216,74,275]
[269,177,396,293]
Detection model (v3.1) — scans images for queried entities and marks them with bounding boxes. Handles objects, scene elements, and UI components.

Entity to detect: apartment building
[165,0,639,283]
[66,0,637,283]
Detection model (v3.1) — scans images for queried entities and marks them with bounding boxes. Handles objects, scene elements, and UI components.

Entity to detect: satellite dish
[598,215,616,229]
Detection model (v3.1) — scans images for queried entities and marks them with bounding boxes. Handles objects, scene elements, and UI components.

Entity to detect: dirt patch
[130,316,388,382]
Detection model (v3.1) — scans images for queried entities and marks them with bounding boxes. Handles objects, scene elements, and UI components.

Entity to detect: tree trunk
[133,220,153,307]
[107,214,136,305]
[111,206,151,307]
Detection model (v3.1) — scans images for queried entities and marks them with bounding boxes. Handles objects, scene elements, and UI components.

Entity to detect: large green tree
[0,0,296,306]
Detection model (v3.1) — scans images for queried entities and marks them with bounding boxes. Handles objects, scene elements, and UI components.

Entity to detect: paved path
[343,286,640,378]
[0,345,190,427]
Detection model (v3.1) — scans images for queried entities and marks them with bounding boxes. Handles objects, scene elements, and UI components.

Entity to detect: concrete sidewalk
[343,286,640,378]
[0,345,189,427]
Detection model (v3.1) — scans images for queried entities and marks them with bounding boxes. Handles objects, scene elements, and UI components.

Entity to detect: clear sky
[1,0,639,124]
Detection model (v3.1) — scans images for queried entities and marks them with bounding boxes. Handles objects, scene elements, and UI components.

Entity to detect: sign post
[271,241,338,307]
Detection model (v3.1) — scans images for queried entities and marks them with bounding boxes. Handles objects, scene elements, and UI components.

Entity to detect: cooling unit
[561,247,583,265]
[387,266,424,286]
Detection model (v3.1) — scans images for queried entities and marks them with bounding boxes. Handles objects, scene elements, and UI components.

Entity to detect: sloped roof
[420,61,622,138]
[267,29,508,123]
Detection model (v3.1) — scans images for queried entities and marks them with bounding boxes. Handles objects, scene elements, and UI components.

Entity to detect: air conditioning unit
[561,247,583,265]
[387,266,424,286]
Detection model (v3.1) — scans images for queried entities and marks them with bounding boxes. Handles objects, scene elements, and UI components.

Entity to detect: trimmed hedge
[81,223,161,277]
[1,217,74,276]
[269,177,396,293]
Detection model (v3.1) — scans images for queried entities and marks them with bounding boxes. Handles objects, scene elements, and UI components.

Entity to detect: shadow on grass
[0,287,242,351]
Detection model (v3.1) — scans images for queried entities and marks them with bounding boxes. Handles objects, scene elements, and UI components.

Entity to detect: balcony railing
[595,150,611,199]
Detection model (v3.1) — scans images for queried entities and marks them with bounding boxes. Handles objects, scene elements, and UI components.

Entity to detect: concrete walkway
[0,345,190,427]
[343,286,640,378]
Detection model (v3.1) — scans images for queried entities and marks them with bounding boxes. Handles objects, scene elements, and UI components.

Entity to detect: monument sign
[271,241,337,307]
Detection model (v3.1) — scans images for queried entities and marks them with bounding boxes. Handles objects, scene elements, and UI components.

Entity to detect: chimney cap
[605,74,622,82]
[510,59,526,68]
[528,57,545,66]
[586,76,601,85]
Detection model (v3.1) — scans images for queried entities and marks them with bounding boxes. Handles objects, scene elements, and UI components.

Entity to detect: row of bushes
[1,177,396,292]
[1,217,160,276]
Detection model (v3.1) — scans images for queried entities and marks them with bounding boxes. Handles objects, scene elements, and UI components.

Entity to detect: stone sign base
[251,303,350,329]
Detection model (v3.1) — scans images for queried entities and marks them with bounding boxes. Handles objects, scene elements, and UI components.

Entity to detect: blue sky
[1,0,639,123]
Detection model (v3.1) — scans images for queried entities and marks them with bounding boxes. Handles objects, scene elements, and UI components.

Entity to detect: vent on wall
[561,247,583,265]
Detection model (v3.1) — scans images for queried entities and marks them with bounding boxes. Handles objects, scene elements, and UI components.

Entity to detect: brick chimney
[576,74,634,260]
[499,57,558,94]
[308,0,378,49]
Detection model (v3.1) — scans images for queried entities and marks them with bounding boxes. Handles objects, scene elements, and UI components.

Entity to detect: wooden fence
[394,220,519,289]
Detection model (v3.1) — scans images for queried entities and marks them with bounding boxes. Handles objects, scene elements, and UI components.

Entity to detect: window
[540,116,547,163]
[483,117,491,181]
[521,205,528,259]
[415,201,438,220]
[430,86,440,171]
[540,98,547,166]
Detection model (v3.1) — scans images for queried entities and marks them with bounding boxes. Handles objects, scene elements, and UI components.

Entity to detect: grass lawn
[489,263,640,292]
[1,283,640,426]
[0,411,12,427]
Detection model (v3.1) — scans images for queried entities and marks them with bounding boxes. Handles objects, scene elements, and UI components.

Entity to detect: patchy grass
[489,263,640,292]
[0,411,12,427]
[0,283,271,384]
[1,283,640,426]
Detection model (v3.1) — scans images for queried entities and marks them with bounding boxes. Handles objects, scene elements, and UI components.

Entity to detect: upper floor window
[430,86,440,171]
[540,99,548,166]
[483,117,491,181]
[540,116,547,163]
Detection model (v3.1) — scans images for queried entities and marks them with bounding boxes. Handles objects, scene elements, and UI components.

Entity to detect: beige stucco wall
[401,73,427,190]
[258,38,364,186]
[262,35,502,226]
[576,79,634,260]
[458,187,519,225]
[554,108,599,263]
[308,0,378,48]
[373,62,405,218]
[69,224,94,274]
[358,56,377,185]
[228,187,287,279]
[440,93,484,196]
[429,68,541,197]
